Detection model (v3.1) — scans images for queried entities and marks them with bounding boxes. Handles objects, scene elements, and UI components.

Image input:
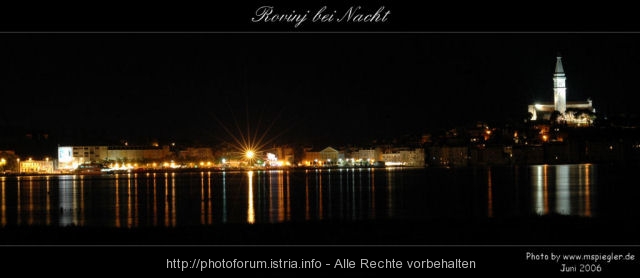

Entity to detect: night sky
[2,4,640,149]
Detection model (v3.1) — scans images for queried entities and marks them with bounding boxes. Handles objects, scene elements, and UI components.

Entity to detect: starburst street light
[245,149,256,165]
[245,150,255,159]
[210,95,293,169]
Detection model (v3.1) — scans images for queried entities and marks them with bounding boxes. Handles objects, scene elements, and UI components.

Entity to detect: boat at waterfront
[74,163,112,175]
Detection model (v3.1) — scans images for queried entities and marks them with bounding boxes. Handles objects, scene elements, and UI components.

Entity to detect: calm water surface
[0,164,636,228]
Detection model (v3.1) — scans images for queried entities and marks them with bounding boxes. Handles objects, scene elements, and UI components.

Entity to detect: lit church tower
[528,54,595,125]
[553,55,567,114]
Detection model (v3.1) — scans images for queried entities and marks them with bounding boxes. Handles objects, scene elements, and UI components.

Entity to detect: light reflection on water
[0,164,615,228]
[530,164,595,216]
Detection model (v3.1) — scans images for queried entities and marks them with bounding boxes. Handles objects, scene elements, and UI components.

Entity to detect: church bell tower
[553,55,567,114]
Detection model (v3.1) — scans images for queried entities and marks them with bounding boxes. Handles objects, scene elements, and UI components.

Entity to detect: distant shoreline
[0,164,407,176]
[3,161,640,177]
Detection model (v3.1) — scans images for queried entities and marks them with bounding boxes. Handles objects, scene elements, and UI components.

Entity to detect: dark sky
[2,4,640,147]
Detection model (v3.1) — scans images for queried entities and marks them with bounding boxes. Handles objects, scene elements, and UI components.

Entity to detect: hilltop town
[2,56,640,174]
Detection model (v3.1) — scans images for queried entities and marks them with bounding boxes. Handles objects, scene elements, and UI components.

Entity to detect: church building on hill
[527,55,596,126]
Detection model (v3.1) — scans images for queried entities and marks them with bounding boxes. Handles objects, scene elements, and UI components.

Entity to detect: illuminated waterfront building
[18,158,54,173]
[57,146,108,170]
[57,145,172,171]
